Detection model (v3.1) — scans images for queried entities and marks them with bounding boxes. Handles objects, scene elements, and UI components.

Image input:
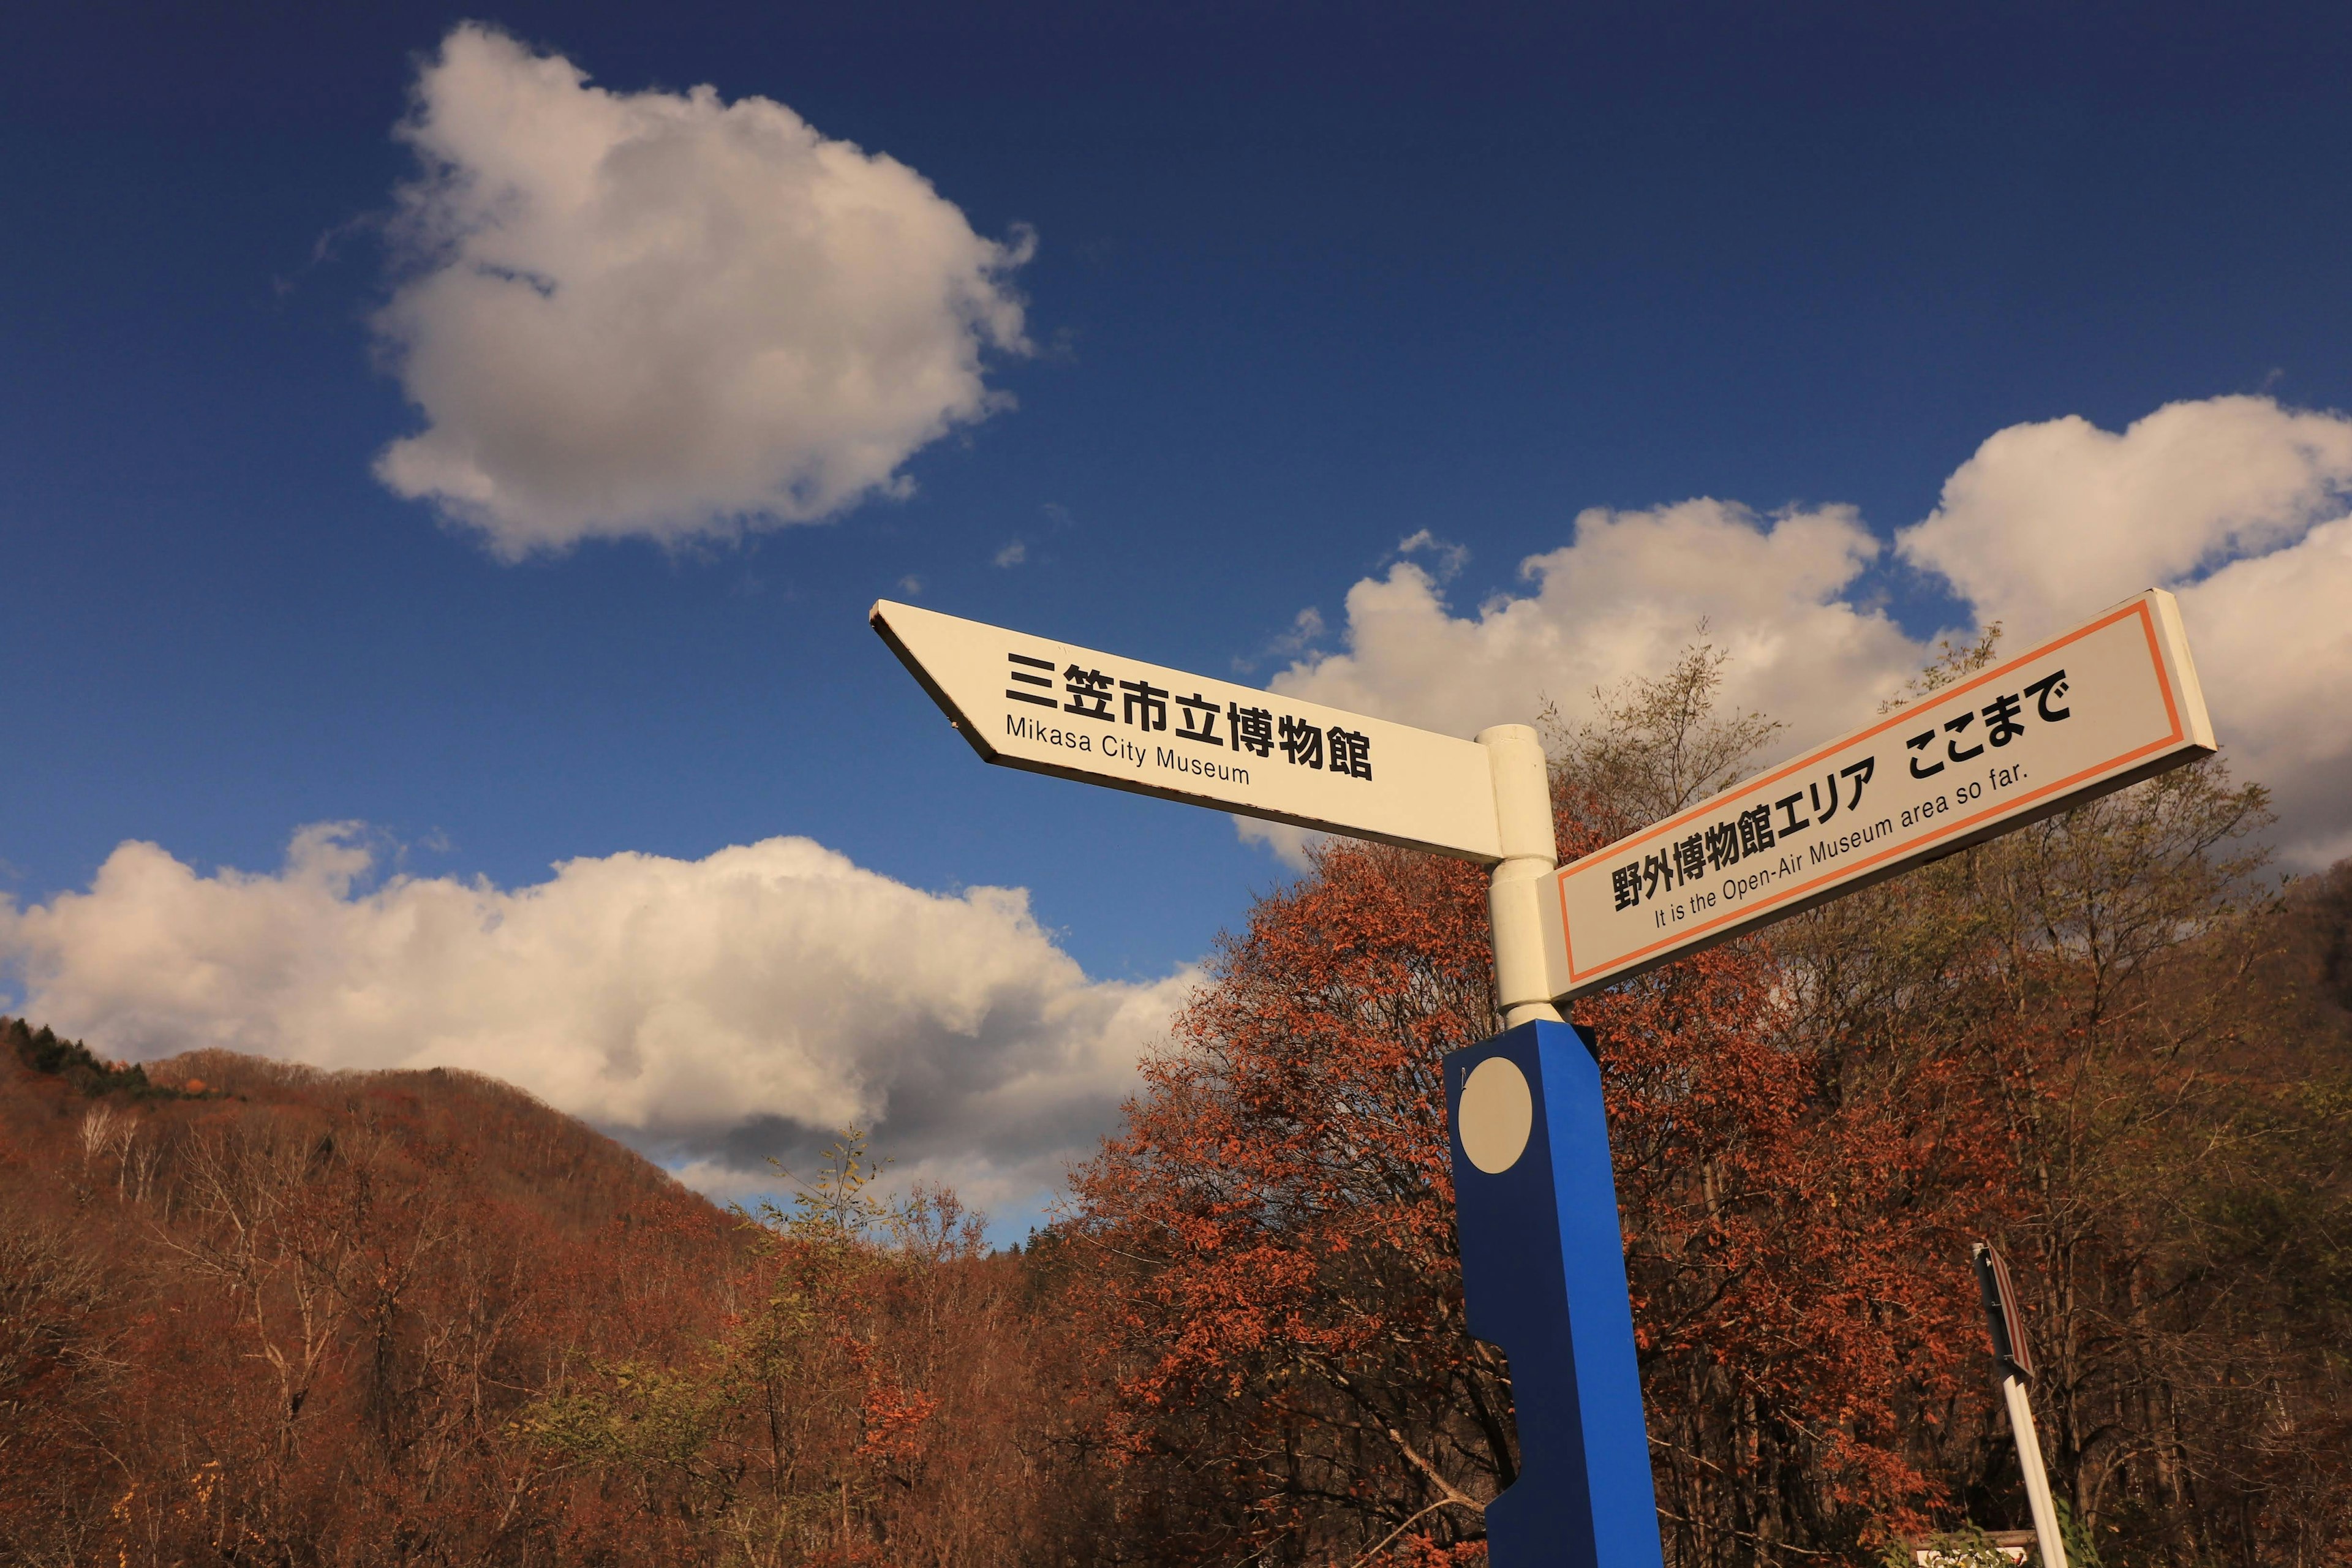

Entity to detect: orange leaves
[856,1373,940,1468]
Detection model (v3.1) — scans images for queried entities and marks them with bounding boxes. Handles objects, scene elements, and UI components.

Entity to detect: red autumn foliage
[1066,845,1504,1558]
[1064,790,2015,1561]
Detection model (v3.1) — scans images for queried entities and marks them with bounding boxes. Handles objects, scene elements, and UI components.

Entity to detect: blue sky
[6,2,2350,1223]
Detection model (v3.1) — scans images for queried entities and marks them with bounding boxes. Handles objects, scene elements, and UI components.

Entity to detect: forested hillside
[0,1023,722,1559]
[0,1024,1106,1564]
[4,657,2348,1567]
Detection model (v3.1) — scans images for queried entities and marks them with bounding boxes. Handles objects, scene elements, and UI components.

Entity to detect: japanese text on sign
[873,599,1506,861]
[1600,668,2085,916]
[1006,649,1375,780]
[1553,591,2215,1000]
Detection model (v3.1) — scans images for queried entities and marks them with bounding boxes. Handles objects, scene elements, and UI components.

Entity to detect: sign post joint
[1479,724,1566,1030]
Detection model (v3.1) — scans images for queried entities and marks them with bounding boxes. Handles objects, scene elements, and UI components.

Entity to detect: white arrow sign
[873,601,1507,861]
[1543,589,2216,1000]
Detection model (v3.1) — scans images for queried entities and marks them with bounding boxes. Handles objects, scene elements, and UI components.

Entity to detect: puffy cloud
[372,24,1031,557]
[0,827,1187,1213]
[1269,500,1930,743]
[1898,397,2352,866]
[1261,397,2352,869]
[2165,515,2352,865]
[1896,397,2352,638]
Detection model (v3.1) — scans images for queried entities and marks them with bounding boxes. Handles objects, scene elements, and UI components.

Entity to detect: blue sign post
[1446,1020,1663,1568]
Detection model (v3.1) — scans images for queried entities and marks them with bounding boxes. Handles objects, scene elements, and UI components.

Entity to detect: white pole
[2001,1373,2068,1568]
[1477,725,1564,1030]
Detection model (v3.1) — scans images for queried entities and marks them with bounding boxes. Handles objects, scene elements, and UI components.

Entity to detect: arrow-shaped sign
[872,600,1506,862]
[1542,589,2217,1000]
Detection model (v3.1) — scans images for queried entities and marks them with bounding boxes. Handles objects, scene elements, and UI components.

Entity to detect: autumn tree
[1066,838,1507,1562]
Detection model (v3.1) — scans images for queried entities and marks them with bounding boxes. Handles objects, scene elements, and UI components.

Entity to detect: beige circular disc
[1458,1057,1534,1174]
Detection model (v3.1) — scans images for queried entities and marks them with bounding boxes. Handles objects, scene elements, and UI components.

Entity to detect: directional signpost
[876,588,2217,1567]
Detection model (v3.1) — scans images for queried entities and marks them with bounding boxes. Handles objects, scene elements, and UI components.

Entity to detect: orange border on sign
[1558,600,2185,986]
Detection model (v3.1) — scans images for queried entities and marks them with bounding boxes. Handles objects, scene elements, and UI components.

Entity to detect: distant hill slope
[2,1019,735,1244]
[0,1020,746,1564]
[0,1022,1102,1568]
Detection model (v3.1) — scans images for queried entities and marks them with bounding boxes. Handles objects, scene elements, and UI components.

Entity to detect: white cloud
[1898,396,2352,867]
[1236,607,1329,677]
[371,24,1032,558]
[1896,396,2352,638]
[0,827,1187,1213]
[1270,500,1931,742]
[1259,397,2352,870]
[1230,820,1329,872]
[1394,529,1469,582]
[993,539,1027,567]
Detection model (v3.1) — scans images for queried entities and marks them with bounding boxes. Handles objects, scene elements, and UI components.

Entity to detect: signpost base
[1446,1022,1662,1568]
